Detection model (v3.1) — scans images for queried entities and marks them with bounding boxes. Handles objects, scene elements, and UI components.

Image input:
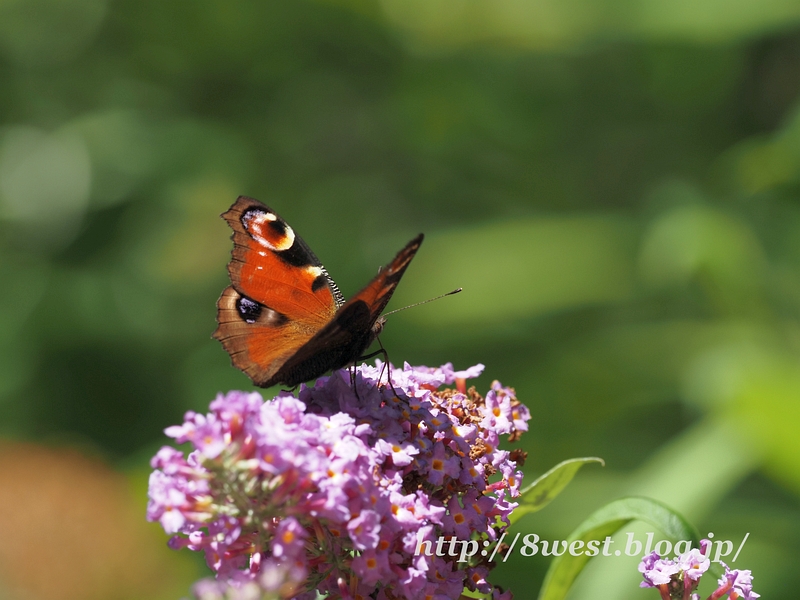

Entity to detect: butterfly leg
[349,364,357,388]
[357,338,402,400]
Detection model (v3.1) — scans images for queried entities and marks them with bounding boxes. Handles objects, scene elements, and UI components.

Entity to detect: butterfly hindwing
[214,196,423,388]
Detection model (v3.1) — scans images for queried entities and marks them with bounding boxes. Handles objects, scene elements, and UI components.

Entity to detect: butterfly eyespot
[242,208,296,252]
[236,296,262,324]
[235,295,289,327]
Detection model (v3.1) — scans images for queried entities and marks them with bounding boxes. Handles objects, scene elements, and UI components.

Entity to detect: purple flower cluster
[147,362,530,600]
[638,541,759,600]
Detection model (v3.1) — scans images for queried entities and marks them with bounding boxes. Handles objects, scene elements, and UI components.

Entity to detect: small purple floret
[716,564,760,600]
[676,547,710,582]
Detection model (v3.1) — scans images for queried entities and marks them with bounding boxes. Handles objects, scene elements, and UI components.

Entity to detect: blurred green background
[1,0,799,598]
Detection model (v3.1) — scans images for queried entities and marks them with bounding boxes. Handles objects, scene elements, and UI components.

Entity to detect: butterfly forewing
[223,197,344,319]
[345,233,423,325]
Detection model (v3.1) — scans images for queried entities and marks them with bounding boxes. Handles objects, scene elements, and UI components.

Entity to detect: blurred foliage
[1,0,799,599]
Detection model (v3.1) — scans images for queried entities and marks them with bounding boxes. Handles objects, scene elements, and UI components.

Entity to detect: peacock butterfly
[213,196,423,388]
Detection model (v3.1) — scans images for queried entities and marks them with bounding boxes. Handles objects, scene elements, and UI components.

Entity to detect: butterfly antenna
[382,287,462,318]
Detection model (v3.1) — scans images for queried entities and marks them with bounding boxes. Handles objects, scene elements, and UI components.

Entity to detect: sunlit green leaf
[537,497,699,600]
[513,457,604,522]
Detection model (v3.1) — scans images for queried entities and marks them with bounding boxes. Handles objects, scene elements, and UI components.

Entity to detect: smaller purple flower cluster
[638,541,759,600]
[147,362,530,600]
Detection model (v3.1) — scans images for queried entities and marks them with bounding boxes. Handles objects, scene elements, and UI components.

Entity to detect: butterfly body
[213,196,422,388]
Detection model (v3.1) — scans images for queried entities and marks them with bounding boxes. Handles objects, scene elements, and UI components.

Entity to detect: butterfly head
[372,315,387,339]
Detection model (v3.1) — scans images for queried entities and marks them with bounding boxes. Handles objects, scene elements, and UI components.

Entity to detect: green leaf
[538,496,700,600]
[512,457,604,522]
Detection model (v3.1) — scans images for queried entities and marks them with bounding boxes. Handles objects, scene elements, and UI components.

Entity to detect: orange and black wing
[267,233,424,387]
[213,196,344,387]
